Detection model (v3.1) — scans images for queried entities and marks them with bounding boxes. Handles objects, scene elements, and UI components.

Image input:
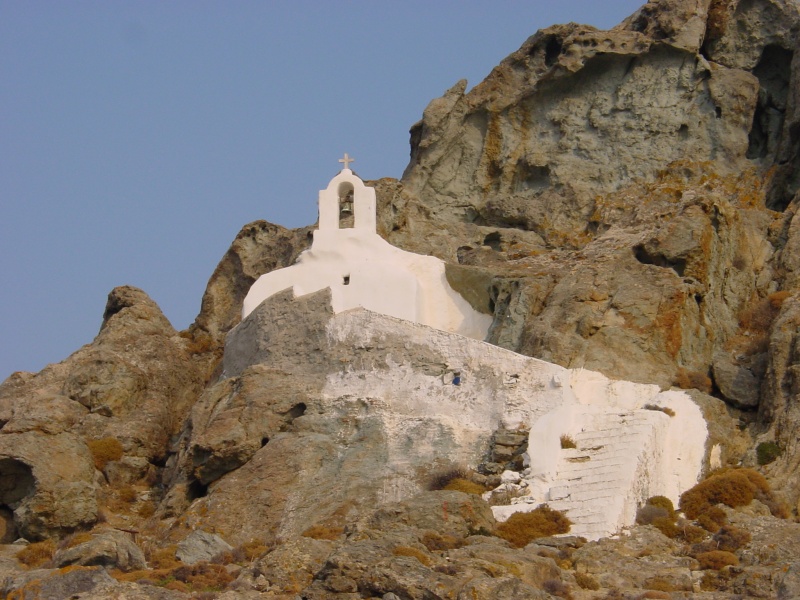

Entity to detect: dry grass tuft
[232,539,268,563]
[137,501,156,519]
[147,545,180,570]
[443,478,488,495]
[87,437,123,471]
[542,578,573,599]
[644,404,676,417]
[428,466,470,491]
[301,525,344,541]
[494,505,571,548]
[421,531,464,552]
[17,540,56,568]
[575,571,600,590]
[392,545,431,566]
[560,435,577,449]
[673,368,712,393]
[697,550,738,570]
[713,525,751,552]
[118,485,137,503]
[60,532,93,550]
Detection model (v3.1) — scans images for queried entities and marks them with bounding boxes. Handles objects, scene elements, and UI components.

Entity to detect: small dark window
[343,275,350,285]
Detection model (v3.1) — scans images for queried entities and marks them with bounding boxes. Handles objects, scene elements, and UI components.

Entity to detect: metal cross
[339,153,355,170]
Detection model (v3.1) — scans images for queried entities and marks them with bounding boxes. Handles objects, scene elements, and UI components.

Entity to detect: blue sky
[1,1,644,378]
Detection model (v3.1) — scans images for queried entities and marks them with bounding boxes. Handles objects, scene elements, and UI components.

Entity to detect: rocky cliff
[1,1,800,598]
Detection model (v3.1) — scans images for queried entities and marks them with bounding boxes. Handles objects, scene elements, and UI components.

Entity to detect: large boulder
[0,286,206,467]
[0,431,97,540]
[53,529,146,572]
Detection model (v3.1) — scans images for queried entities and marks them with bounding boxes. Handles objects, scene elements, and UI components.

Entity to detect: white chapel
[242,155,492,339]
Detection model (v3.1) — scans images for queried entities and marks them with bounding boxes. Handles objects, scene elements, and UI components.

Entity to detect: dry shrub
[434,563,459,576]
[636,504,669,525]
[542,578,573,599]
[210,550,234,565]
[182,330,218,355]
[16,539,56,568]
[713,525,751,552]
[575,571,600,590]
[647,496,676,518]
[443,478,487,495]
[232,539,268,563]
[697,550,738,570]
[60,532,93,550]
[147,545,180,570]
[392,546,431,566]
[640,592,671,599]
[114,561,233,592]
[680,468,777,519]
[118,485,137,503]
[421,531,464,551]
[644,404,676,417]
[302,525,344,540]
[137,501,156,519]
[644,577,675,592]
[560,434,577,449]
[652,516,679,539]
[699,569,731,591]
[87,437,123,471]
[171,562,233,591]
[494,505,571,548]
[673,368,712,393]
[428,467,470,491]
[678,522,708,543]
[164,580,189,592]
[696,504,727,532]
[739,292,791,331]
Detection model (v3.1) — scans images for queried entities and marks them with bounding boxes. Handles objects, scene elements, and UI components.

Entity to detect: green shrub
[494,505,571,548]
[756,441,782,466]
[697,550,738,570]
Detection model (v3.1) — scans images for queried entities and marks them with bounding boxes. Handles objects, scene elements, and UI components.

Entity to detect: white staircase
[543,409,665,540]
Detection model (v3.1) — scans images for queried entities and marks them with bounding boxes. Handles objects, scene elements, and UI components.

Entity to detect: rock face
[0,432,97,540]
[3,1,800,598]
[0,286,205,537]
[161,287,711,546]
[373,0,800,505]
